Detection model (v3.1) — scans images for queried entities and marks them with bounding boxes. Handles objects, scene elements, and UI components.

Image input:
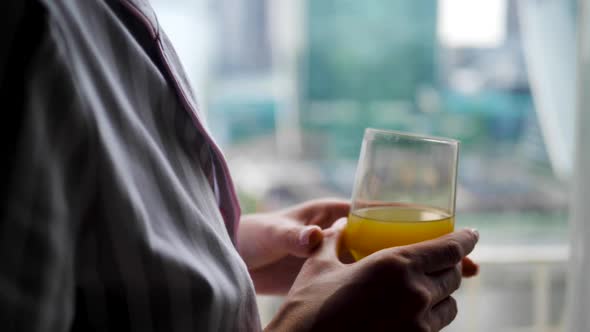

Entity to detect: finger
[311,218,347,263]
[426,265,462,305]
[338,245,356,264]
[429,296,458,331]
[317,199,351,226]
[292,198,350,228]
[461,257,479,277]
[396,228,479,273]
[278,223,323,258]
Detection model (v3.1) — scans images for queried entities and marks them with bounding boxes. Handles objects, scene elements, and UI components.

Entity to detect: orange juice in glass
[344,129,459,261]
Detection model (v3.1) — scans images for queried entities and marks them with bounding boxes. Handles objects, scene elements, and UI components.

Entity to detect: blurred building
[201,0,567,221]
[302,0,438,159]
[214,0,271,75]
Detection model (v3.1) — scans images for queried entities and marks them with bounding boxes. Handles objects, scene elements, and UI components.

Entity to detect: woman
[0,0,478,330]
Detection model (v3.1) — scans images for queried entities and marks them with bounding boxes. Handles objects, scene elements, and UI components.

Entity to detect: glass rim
[364,128,460,146]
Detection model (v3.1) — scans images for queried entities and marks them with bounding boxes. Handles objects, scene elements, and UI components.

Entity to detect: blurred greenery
[238,190,259,215]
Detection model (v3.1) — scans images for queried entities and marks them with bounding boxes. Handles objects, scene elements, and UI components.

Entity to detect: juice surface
[344,205,454,260]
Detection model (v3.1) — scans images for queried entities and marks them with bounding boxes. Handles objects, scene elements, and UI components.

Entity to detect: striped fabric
[0,0,260,331]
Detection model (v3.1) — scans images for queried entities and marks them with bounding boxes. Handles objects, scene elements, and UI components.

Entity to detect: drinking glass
[344,129,459,261]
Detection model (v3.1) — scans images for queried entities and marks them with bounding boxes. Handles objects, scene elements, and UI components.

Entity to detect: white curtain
[517,1,590,330]
[566,1,590,331]
[517,0,576,181]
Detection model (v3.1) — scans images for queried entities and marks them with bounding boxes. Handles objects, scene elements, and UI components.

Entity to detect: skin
[238,199,352,294]
[238,199,479,331]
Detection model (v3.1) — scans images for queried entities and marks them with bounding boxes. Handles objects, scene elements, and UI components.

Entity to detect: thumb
[280,223,323,258]
[312,218,348,262]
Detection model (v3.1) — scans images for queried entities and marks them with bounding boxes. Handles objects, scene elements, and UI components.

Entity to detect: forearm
[265,299,311,332]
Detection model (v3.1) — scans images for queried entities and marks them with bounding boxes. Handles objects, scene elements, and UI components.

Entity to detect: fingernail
[334,218,348,229]
[299,226,322,247]
[470,228,480,240]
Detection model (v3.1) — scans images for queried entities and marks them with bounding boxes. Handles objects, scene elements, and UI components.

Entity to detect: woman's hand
[266,221,480,332]
[238,199,350,294]
[238,198,479,295]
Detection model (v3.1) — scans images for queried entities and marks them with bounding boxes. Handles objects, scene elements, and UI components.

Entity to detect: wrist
[265,298,311,332]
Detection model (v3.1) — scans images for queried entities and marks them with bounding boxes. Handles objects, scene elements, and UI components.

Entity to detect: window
[152,1,575,330]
